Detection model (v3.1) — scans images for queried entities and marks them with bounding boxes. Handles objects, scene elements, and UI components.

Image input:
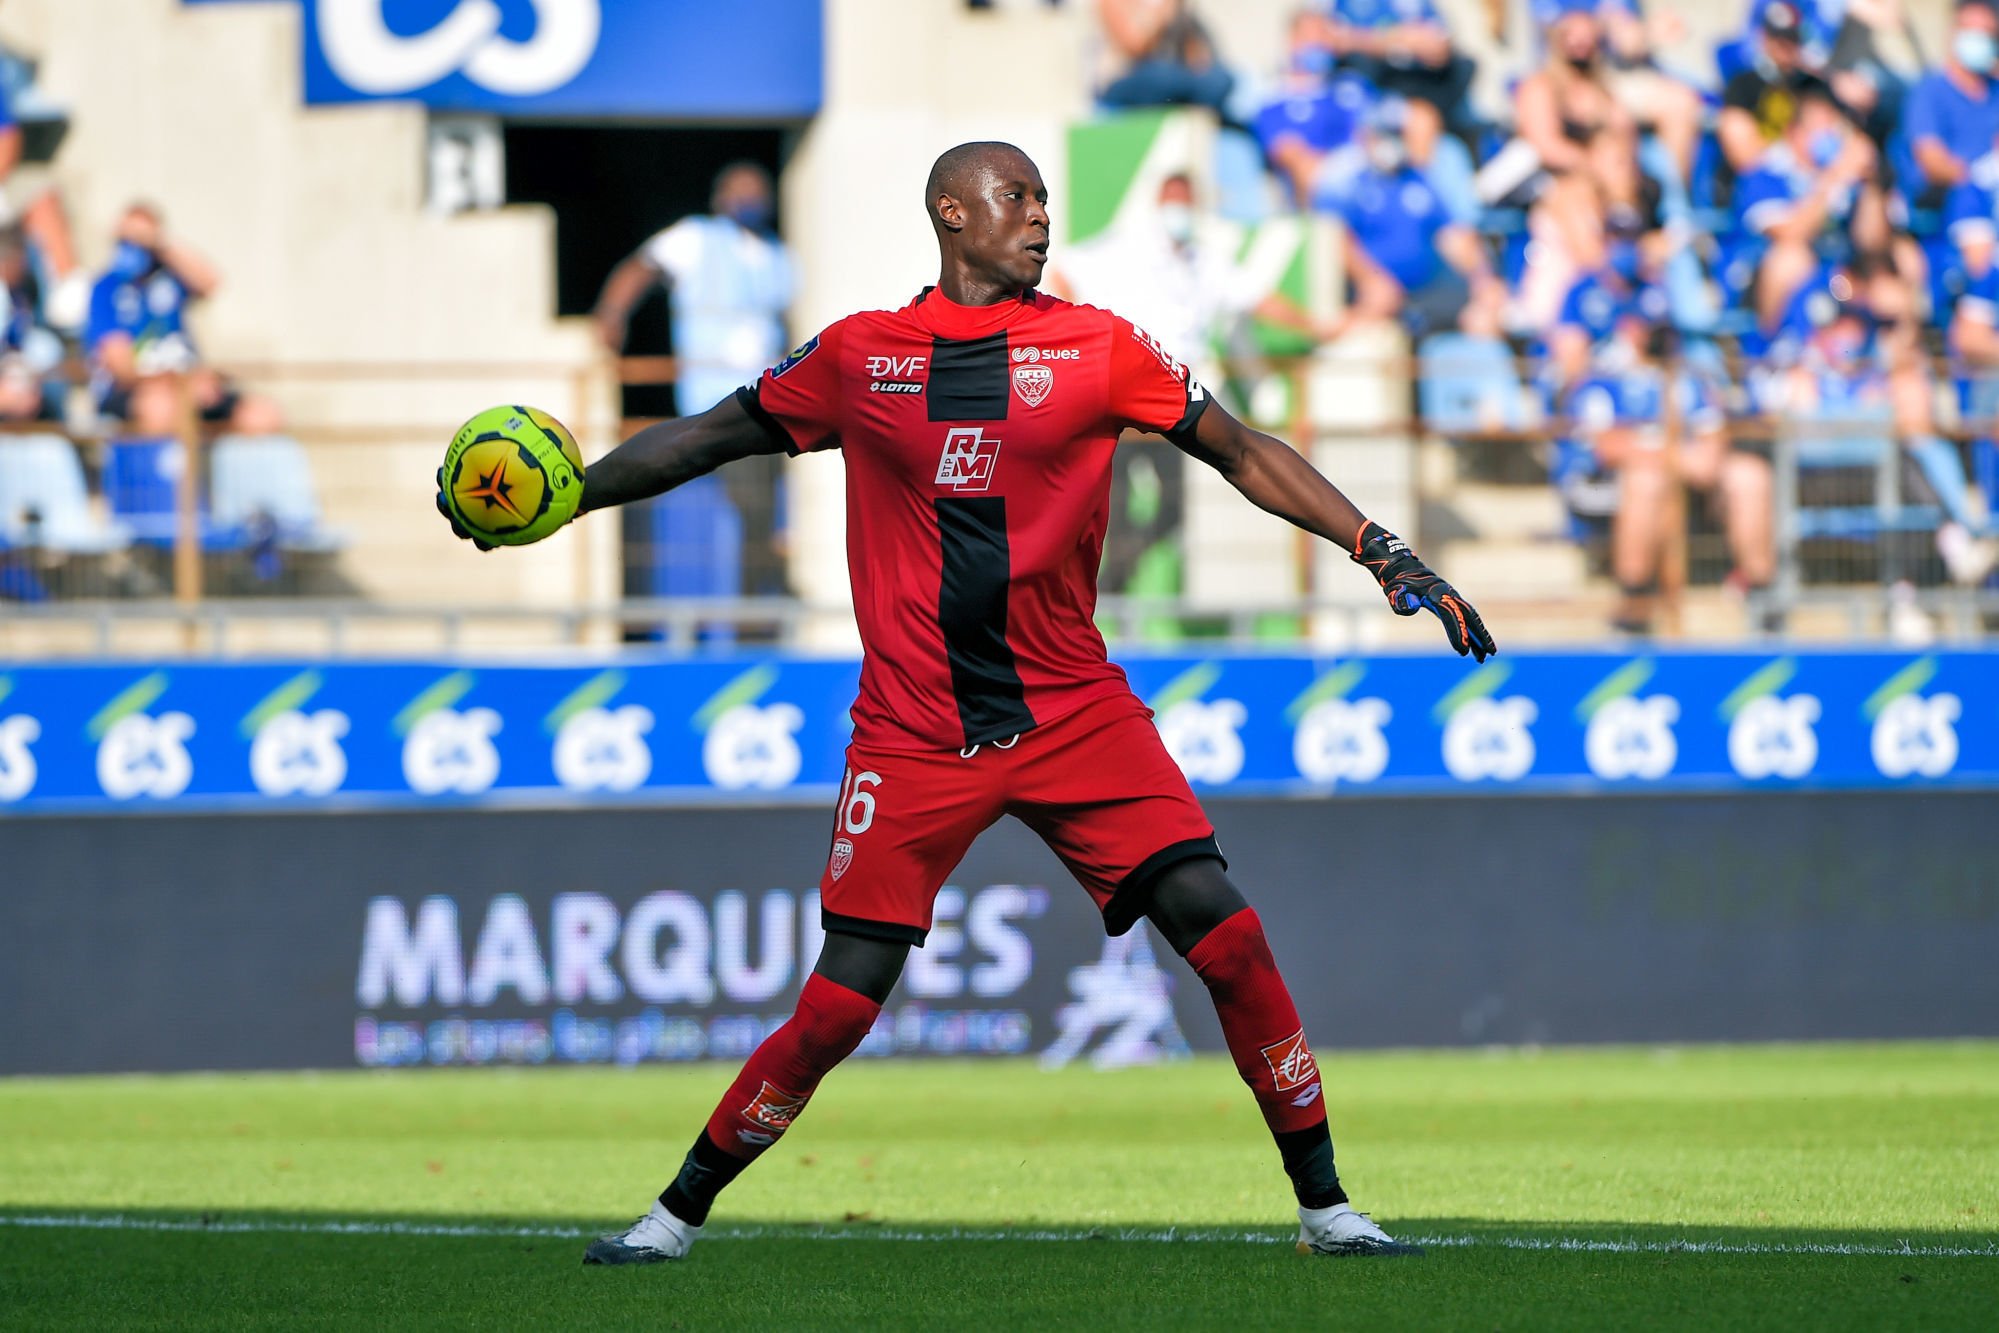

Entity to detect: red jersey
[735,286,1209,752]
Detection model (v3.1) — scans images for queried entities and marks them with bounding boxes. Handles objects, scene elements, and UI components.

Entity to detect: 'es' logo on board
[936,427,1001,492]
[1013,363,1053,407]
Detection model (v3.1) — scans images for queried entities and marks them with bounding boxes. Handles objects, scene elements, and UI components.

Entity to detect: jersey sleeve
[733,319,844,454]
[1105,315,1210,443]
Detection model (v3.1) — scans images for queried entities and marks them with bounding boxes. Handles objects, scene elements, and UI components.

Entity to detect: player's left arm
[1175,397,1497,661]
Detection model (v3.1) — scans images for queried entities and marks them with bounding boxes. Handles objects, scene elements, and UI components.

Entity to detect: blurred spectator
[1254,10,1375,207]
[1568,313,1775,632]
[1592,0,1706,184]
[0,224,58,422]
[1720,3,1834,178]
[1901,0,1999,206]
[593,162,794,595]
[1314,99,1503,339]
[1047,173,1336,589]
[1096,0,1236,116]
[1729,88,1878,330]
[1307,0,1476,144]
[1547,235,1671,390]
[1778,275,1997,583]
[0,65,83,332]
[85,203,276,437]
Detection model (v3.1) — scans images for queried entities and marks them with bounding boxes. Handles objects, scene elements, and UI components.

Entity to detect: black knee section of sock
[659,1131,749,1227]
[1274,1120,1347,1210]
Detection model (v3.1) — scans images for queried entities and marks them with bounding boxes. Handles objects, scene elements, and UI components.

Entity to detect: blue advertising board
[186,1,824,118]
[0,649,1993,814]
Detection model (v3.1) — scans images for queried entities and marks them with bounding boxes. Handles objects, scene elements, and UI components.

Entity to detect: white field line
[1,1213,1996,1258]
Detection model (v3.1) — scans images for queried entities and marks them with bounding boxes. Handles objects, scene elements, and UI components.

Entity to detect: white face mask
[1367,136,1408,173]
[1158,202,1195,245]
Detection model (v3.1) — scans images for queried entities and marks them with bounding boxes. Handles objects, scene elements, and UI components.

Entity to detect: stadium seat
[209,434,347,552]
[0,433,130,554]
[102,437,239,549]
[1417,332,1526,435]
[1785,406,1942,540]
[1212,127,1277,224]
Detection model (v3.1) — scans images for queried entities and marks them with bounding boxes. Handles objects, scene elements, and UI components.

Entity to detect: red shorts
[818,692,1222,944]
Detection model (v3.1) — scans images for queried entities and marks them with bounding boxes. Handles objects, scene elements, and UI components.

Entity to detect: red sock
[1185,908,1326,1136]
[704,973,881,1162]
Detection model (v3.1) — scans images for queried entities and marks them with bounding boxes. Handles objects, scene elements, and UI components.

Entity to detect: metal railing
[2,347,1994,656]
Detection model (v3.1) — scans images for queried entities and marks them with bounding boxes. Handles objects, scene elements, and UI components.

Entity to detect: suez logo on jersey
[866,354,926,394]
[1010,344,1076,408]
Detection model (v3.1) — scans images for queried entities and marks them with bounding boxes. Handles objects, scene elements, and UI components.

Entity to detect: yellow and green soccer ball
[441,405,584,546]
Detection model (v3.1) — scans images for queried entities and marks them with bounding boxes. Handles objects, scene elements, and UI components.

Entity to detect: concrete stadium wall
[3,792,1992,1074]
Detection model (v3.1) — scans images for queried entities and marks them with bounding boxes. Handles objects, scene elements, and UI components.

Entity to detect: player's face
[960,158,1051,290]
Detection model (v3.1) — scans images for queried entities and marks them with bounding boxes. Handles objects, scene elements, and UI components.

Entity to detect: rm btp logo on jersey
[936,427,1001,492]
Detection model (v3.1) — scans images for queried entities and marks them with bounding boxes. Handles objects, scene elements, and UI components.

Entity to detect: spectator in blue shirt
[1568,313,1774,632]
[1313,99,1501,338]
[1944,141,1999,282]
[1255,11,1374,206]
[0,224,55,422]
[85,202,257,436]
[1547,240,1673,389]
[1901,0,1999,206]
[1310,0,1476,144]
[0,69,84,332]
[1730,88,1877,331]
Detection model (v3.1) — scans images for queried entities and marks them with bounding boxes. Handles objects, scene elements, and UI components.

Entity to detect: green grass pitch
[4,1043,1996,1329]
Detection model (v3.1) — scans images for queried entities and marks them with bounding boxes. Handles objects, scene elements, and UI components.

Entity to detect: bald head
[925,142,1035,231]
[925,140,1051,303]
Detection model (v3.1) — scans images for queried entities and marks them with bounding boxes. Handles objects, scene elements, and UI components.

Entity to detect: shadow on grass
[2,1205,1995,1257]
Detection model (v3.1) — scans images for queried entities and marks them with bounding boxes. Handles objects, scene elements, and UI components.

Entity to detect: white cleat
[1296,1202,1424,1257]
[582,1201,701,1266]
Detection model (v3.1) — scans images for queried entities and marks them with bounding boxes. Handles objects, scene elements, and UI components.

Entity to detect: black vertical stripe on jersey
[927,332,1011,421]
[934,496,1034,745]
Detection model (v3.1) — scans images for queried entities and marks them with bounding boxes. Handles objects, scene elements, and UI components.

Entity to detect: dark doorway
[503,123,792,420]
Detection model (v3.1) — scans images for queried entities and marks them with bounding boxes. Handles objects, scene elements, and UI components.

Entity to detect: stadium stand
[0,0,1991,652]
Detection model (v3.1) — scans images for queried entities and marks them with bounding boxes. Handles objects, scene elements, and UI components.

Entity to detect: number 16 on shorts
[828,766,881,881]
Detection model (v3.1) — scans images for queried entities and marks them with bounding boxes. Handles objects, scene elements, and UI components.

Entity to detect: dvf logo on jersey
[936,427,1001,492]
[1013,363,1054,407]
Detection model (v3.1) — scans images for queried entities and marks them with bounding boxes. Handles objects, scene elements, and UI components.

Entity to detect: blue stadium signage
[186,0,823,118]
[0,649,1994,813]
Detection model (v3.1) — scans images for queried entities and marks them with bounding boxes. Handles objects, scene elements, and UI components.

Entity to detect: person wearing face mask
[1902,0,1999,204]
[1307,0,1477,147]
[593,162,796,600]
[1314,98,1503,340]
[1253,10,1376,208]
[83,201,244,433]
[1727,89,1877,333]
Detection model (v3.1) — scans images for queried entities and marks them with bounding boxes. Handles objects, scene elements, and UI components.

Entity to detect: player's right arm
[576,392,788,514]
[439,324,841,549]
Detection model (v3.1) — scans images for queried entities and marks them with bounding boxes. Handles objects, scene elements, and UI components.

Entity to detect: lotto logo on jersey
[742,1080,809,1132]
[936,427,1001,492]
[1260,1028,1320,1092]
